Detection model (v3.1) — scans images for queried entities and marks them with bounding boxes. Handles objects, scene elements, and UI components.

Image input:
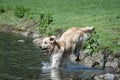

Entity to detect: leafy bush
[0,6,5,14]
[82,31,100,56]
[36,13,53,37]
[14,6,30,18]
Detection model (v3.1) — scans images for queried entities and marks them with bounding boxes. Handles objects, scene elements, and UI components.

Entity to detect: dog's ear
[50,36,56,44]
[50,35,56,41]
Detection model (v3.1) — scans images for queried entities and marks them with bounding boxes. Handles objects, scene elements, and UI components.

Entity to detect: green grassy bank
[0,0,120,51]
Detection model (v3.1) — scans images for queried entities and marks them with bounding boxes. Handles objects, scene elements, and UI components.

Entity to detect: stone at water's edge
[71,51,119,69]
[105,58,118,69]
[33,38,42,47]
[32,31,40,38]
[20,31,29,37]
[94,73,115,80]
[70,50,120,79]
[17,40,25,43]
[17,30,40,38]
[70,52,104,68]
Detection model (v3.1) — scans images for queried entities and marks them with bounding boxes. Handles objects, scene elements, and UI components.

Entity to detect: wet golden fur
[40,27,95,68]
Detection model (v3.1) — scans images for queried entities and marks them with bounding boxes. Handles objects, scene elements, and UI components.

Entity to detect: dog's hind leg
[75,54,80,61]
[73,44,82,61]
[73,45,77,55]
[74,47,81,61]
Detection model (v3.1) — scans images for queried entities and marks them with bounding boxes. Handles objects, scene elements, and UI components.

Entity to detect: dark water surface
[0,32,103,80]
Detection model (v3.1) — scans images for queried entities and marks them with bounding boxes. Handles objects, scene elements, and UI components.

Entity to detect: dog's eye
[44,42,48,44]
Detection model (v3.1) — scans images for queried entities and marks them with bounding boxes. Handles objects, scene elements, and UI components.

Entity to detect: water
[0,32,103,80]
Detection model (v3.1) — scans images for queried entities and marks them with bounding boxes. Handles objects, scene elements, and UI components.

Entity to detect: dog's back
[58,26,95,56]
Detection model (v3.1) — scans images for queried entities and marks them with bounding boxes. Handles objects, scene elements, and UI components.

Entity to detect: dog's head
[40,36,56,55]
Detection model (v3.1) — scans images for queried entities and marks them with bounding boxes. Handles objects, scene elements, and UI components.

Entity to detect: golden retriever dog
[40,26,95,68]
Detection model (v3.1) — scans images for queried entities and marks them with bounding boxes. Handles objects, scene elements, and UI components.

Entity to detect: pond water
[0,32,104,80]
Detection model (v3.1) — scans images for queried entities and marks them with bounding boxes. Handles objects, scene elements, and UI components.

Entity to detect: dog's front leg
[51,53,63,68]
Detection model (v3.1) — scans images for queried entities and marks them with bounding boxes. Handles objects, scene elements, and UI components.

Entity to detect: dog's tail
[81,26,95,33]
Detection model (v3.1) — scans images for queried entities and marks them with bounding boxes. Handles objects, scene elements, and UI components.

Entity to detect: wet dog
[40,26,95,68]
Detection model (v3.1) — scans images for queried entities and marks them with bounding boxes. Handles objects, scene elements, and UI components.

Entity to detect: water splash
[41,61,51,70]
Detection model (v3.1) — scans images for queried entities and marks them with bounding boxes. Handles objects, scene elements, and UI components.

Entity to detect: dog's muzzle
[39,46,47,50]
[39,46,49,55]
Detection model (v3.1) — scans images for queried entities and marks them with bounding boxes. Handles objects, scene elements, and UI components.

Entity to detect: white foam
[41,61,52,70]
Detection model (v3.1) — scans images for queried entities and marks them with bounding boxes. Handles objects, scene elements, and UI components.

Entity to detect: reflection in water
[51,69,61,80]
[41,61,103,80]
[41,62,67,80]
[41,62,61,80]
[41,62,60,80]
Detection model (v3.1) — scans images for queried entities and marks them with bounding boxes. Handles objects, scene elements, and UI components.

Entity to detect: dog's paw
[75,57,80,62]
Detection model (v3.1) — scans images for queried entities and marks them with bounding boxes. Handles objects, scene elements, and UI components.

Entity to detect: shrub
[36,13,53,37]
[82,31,100,56]
[0,6,5,14]
[14,6,30,18]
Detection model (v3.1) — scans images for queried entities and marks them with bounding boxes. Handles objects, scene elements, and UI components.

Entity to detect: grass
[0,0,120,52]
